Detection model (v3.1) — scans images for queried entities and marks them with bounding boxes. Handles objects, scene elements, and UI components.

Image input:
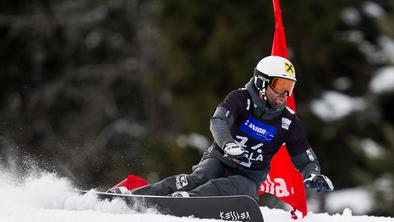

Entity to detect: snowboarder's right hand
[224,142,245,159]
[304,174,334,192]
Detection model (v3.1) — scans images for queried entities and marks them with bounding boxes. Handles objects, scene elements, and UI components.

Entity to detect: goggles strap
[254,75,269,102]
[261,80,268,101]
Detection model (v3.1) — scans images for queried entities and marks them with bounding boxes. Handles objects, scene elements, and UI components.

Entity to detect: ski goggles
[269,77,296,96]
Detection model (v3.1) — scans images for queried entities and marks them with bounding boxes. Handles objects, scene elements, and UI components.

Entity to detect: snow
[374,175,394,203]
[362,1,385,18]
[325,187,373,214]
[370,66,394,94]
[378,36,394,63]
[176,133,210,151]
[341,7,361,26]
[310,91,366,122]
[338,29,392,65]
[0,168,393,222]
[360,138,385,159]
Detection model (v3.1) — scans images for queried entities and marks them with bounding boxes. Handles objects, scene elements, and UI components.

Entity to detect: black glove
[304,174,334,192]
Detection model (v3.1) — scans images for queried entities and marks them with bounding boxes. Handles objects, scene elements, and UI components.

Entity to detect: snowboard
[77,190,264,222]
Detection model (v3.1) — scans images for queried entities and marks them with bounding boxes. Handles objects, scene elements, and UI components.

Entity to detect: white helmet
[255,56,296,81]
[253,56,297,97]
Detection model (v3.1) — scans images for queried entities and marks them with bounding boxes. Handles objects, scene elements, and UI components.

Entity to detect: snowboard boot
[107,186,131,194]
[170,191,190,197]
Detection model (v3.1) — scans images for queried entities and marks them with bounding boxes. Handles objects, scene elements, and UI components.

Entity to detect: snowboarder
[128,56,334,200]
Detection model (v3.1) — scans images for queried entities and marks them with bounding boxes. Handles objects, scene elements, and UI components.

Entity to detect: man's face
[265,85,288,109]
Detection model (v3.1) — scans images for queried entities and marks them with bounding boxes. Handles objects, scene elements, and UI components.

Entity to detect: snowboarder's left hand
[304,174,334,192]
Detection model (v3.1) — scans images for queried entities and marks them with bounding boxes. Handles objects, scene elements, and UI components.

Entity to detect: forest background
[0,0,393,217]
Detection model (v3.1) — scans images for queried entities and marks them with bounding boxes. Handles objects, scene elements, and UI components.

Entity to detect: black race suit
[132,79,320,200]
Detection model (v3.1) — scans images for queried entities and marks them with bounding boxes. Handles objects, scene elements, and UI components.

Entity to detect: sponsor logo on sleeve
[281,118,292,130]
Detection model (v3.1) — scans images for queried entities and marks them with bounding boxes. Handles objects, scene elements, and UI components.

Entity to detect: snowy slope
[0,170,393,222]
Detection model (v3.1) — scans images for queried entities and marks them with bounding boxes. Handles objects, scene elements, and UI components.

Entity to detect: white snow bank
[0,168,393,222]
[262,207,393,222]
